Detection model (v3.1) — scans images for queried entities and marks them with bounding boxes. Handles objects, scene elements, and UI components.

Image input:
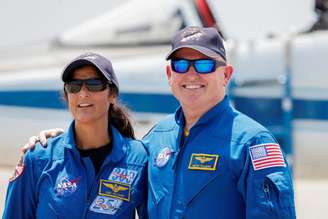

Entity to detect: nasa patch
[155,147,173,168]
[89,195,123,215]
[55,176,80,197]
[108,168,137,185]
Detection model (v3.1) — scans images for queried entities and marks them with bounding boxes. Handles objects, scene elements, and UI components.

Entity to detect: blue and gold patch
[188,153,219,171]
[99,179,131,201]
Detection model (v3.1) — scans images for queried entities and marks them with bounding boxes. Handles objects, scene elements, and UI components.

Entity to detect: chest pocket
[148,145,177,206]
[37,173,85,219]
[145,144,175,219]
[89,164,146,218]
[88,189,140,218]
[179,137,230,205]
[183,155,228,205]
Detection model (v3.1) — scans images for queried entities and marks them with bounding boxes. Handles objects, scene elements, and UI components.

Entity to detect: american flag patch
[249,143,286,171]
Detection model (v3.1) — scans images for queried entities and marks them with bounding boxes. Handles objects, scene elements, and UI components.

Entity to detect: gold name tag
[188,153,219,171]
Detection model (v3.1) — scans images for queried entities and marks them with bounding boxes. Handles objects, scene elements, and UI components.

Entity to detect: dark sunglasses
[64,78,109,93]
[171,59,226,74]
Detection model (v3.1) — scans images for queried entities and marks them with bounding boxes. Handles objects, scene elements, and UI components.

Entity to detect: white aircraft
[0,0,327,179]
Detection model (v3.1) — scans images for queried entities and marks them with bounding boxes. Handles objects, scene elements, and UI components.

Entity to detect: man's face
[166,48,232,112]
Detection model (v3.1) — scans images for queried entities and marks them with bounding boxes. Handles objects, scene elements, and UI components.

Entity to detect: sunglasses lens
[85,79,107,92]
[194,60,216,74]
[65,81,82,93]
[172,59,190,73]
[171,59,221,74]
[65,79,107,93]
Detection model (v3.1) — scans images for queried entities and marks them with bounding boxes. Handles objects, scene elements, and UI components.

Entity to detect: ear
[108,91,117,104]
[111,97,117,105]
[223,64,233,86]
[166,64,173,87]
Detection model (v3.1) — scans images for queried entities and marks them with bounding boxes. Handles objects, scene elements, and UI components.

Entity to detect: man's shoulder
[154,114,177,130]
[235,110,268,130]
[124,138,148,163]
[230,110,274,144]
[143,114,177,137]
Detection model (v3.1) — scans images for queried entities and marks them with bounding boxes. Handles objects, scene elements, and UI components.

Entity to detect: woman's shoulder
[26,134,66,162]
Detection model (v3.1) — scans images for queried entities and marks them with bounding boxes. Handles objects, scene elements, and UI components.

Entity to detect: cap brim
[62,59,95,82]
[62,59,119,90]
[166,45,226,61]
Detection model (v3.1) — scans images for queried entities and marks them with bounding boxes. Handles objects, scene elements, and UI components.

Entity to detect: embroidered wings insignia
[195,156,214,164]
[104,183,129,193]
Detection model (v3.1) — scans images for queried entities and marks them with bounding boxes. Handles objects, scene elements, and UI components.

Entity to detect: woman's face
[66,65,116,124]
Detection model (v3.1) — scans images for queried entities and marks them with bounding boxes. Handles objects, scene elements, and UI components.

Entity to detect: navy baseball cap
[166,26,226,61]
[62,52,119,91]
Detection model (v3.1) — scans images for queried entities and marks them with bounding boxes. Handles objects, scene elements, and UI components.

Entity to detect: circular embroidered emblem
[155,147,173,168]
[55,176,79,197]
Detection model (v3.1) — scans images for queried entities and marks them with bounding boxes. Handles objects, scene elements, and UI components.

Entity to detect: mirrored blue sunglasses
[171,59,226,74]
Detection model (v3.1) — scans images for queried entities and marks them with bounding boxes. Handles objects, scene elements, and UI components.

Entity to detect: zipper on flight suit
[170,127,190,219]
[79,156,113,217]
[263,182,274,213]
[85,161,115,217]
[172,126,189,170]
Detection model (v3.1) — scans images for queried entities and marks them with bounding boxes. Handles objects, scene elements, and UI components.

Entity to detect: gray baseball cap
[166,26,226,61]
[62,52,119,91]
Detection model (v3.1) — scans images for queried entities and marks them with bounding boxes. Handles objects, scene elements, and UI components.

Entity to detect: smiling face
[166,48,233,114]
[66,65,116,125]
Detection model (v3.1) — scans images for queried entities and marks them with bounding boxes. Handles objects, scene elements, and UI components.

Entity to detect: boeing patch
[108,168,137,185]
[188,153,219,171]
[155,147,173,168]
[89,195,123,215]
[99,179,131,201]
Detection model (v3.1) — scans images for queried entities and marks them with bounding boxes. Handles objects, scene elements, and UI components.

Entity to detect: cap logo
[84,55,97,60]
[180,30,205,43]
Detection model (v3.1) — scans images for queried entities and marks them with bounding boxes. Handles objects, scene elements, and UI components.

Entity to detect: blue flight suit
[143,96,296,219]
[3,122,148,219]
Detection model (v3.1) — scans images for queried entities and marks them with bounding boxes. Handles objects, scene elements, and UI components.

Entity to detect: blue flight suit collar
[174,95,231,129]
[62,121,127,164]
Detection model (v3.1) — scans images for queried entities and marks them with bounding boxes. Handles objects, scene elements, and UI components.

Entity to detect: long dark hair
[108,87,135,139]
